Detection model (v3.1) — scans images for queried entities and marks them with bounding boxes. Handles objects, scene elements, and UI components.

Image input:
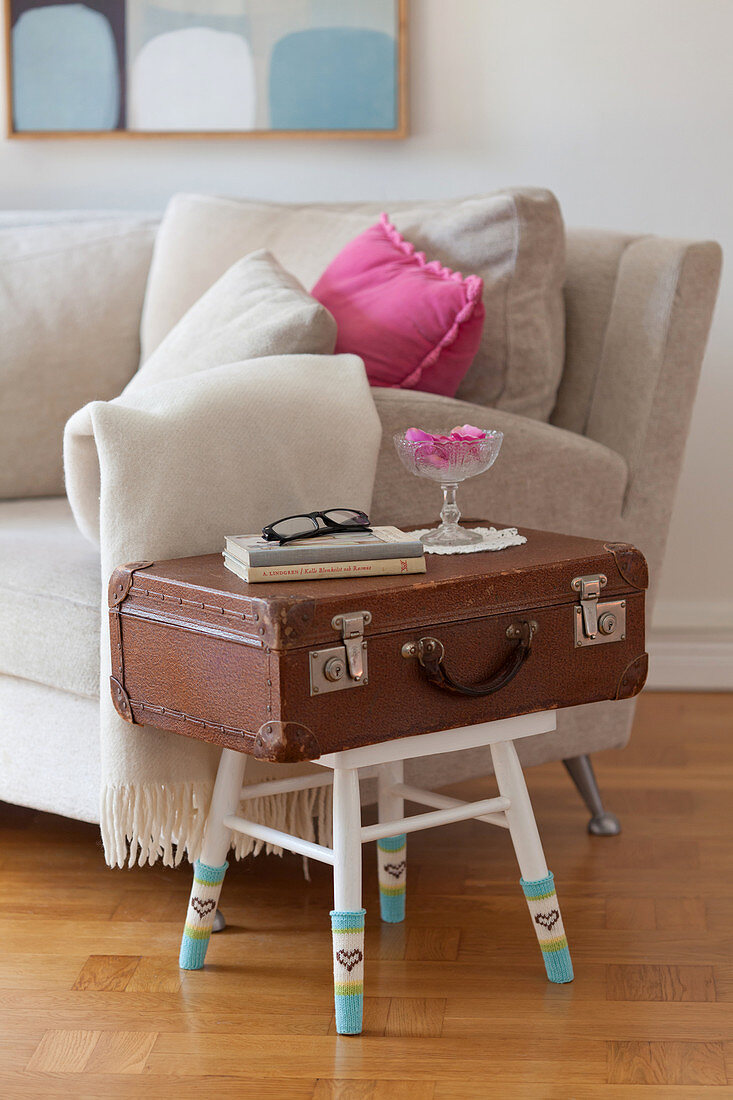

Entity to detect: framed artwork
[4,0,407,138]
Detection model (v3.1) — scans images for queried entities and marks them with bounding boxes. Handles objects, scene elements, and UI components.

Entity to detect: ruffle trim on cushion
[378,213,484,390]
[378,213,481,291]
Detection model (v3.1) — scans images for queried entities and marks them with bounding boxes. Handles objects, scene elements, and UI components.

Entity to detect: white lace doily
[411,526,527,555]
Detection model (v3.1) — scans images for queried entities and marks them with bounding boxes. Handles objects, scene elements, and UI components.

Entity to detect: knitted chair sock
[521,871,574,983]
[179,859,228,970]
[331,908,366,1035]
[377,834,406,923]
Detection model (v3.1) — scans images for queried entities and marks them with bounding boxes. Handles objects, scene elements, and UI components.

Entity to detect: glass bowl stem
[419,482,484,548]
[441,483,460,530]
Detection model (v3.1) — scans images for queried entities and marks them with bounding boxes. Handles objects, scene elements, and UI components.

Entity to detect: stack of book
[223,526,426,583]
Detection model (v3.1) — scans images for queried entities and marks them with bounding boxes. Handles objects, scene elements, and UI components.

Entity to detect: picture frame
[4,0,408,139]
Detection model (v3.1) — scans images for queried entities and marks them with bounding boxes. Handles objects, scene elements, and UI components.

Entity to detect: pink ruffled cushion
[311,214,485,396]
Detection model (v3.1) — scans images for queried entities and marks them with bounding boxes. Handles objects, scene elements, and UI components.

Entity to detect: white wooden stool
[179,710,573,1035]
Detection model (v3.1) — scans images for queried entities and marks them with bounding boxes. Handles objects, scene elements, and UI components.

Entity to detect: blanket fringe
[232,784,333,859]
[101,781,333,868]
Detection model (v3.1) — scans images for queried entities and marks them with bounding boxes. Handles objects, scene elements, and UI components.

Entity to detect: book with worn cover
[223,551,426,584]
[225,525,424,567]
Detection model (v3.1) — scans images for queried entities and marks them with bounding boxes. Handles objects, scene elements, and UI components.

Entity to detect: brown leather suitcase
[109,525,648,763]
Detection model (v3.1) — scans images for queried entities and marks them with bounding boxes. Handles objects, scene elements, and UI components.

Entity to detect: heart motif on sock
[534,908,560,931]
[191,897,216,919]
[384,861,406,878]
[336,948,363,972]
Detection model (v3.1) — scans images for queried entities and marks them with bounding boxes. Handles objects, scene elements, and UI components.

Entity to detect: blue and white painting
[9,0,404,134]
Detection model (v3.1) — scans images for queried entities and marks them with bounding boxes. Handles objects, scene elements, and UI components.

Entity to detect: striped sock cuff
[193,859,228,886]
[520,871,556,899]
[378,835,406,924]
[331,910,365,1035]
[520,872,573,984]
[377,833,407,852]
[179,860,228,972]
[330,909,366,933]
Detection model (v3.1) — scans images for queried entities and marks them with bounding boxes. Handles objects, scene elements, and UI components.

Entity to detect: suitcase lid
[109,525,648,653]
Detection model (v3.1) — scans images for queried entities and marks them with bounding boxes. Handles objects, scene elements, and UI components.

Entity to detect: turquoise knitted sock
[520,871,574,983]
[377,834,406,923]
[331,908,365,1035]
[179,859,228,970]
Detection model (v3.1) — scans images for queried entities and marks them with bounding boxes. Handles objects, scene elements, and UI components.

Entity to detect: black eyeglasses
[262,509,372,545]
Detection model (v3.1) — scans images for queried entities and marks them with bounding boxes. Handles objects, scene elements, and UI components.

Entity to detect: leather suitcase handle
[414,620,537,697]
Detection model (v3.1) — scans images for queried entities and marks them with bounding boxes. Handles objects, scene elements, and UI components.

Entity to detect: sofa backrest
[0,212,159,499]
[141,190,566,421]
[2,209,720,525]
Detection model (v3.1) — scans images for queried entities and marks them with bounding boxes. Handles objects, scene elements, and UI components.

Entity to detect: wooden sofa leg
[563,754,621,836]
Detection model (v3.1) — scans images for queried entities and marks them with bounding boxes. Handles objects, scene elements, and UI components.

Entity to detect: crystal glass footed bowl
[394,431,504,483]
[393,430,504,548]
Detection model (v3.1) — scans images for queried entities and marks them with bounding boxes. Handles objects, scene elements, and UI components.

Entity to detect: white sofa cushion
[0,675,101,823]
[0,497,100,698]
[0,216,158,499]
[141,190,566,421]
[126,248,335,393]
[65,251,338,543]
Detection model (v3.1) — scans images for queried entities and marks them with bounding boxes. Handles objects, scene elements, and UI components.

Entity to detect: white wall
[1,0,732,646]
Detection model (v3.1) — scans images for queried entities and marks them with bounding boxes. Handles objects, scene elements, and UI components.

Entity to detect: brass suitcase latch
[572,574,626,647]
[309,610,372,695]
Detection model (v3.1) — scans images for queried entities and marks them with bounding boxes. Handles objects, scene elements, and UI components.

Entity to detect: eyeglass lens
[323,509,367,524]
[270,516,319,539]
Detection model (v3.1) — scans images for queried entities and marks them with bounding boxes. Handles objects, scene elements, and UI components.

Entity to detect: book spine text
[226,556,426,583]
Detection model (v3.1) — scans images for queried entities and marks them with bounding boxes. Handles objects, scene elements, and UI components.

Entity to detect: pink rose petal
[404,425,487,464]
[450,424,486,440]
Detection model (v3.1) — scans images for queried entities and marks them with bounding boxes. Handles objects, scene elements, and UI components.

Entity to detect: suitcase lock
[309,610,371,695]
[572,574,626,647]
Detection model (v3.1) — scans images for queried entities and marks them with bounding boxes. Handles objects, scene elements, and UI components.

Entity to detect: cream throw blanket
[64,255,382,867]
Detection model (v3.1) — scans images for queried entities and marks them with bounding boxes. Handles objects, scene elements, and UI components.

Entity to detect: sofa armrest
[583,236,722,576]
[370,388,628,539]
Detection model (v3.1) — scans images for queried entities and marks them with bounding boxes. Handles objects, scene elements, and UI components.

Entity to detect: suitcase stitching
[131,699,256,741]
[129,585,251,620]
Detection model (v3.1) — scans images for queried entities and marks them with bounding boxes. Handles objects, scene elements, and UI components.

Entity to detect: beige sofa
[0,210,721,835]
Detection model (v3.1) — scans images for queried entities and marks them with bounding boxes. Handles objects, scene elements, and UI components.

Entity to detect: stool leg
[331,766,365,1035]
[376,761,406,923]
[490,739,573,984]
[179,748,247,970]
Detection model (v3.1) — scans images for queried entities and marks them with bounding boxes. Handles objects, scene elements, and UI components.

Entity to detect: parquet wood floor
[1,692,732,1097]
